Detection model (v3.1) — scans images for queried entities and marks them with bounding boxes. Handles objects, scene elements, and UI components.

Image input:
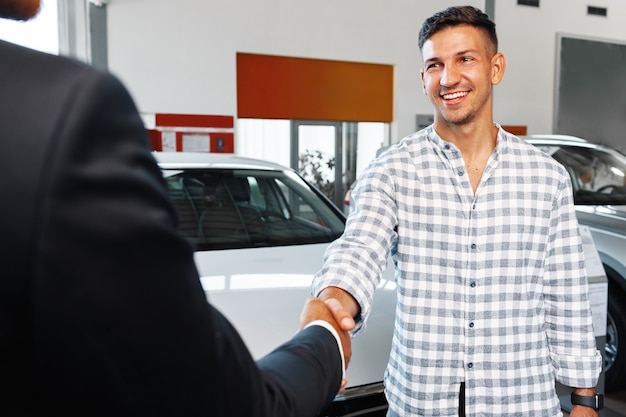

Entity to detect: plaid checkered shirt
[312,125,602,417]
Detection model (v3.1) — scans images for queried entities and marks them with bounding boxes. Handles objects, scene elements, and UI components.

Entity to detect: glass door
[291,120,344,209]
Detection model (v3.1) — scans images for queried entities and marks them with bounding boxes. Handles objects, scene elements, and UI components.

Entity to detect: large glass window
[0,0,58,54]
[236,119,291,167]
[236,118,390,211]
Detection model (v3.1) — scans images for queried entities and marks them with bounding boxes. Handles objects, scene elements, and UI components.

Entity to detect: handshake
[299,287,359,394]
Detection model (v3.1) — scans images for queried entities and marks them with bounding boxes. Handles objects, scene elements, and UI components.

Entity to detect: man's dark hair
[418,6,498,54]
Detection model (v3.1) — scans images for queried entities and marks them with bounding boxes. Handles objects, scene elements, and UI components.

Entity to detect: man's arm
[33,68,351,416]
[254,297,353,416]
[543,174,602,417]
[570,387,600,417]
[542,175,602,389]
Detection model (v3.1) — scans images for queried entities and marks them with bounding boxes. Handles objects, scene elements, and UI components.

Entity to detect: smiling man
[313,5,602,417]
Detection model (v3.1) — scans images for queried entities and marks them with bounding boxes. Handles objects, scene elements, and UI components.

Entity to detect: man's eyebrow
[455,49,479,56]
[424,49,480,64]
[424,57,440,65]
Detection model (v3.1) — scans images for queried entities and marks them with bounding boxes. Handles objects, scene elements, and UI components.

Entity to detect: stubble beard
[437,105,477,127]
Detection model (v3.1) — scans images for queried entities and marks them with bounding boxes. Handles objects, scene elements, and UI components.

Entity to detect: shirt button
[445,144,451,150]
[458,169,464,176]
[470,281,476,288]
[471,243,477,249]
[469,322,475,328]
[468,363,473,369]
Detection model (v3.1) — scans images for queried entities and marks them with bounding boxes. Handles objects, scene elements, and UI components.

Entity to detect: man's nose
[440,64,460,87]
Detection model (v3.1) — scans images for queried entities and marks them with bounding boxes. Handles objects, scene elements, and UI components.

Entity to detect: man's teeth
[442,91,468,99]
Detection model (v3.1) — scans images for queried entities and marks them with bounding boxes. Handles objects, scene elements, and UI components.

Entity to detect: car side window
[547,146,626,205]
[162,168,345,251]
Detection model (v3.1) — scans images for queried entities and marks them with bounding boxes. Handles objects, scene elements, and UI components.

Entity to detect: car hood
[194,243,396,388]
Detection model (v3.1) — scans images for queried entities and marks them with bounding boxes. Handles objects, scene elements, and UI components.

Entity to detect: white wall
[495,0,626,135]
[106,0,626,143]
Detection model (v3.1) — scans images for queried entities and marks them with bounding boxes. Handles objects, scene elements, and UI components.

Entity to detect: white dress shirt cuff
[305,320,346,378]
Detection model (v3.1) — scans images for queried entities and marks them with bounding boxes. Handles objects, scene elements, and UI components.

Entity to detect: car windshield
[535,143,626,205]
[161,168,345,250]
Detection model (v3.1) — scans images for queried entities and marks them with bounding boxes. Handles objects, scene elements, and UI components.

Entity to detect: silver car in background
[524,134,626,392]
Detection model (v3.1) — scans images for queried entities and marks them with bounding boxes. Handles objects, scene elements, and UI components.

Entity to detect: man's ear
[491,52,506,85]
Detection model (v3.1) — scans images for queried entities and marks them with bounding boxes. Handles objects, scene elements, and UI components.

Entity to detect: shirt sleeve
[312,157,398,334]
[543,171,602,388]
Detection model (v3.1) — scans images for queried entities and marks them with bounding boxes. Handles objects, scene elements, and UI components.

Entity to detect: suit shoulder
[0,39,133,120]
[0,39,111,93]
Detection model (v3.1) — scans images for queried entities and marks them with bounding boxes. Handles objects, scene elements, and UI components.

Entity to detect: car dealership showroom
[3,0,626,415]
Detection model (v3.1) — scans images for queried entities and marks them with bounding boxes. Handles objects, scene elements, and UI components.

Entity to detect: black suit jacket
[0,39,342,416]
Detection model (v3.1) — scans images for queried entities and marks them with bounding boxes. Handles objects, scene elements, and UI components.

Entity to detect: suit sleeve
[30,69,341,416]
[211,306,343,417]
[256,325,343,417]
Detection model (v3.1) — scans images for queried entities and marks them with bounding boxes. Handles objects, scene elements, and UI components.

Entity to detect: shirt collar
[426,122,506,156]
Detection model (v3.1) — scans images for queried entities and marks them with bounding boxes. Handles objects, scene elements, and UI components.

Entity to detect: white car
[155,151,395,416]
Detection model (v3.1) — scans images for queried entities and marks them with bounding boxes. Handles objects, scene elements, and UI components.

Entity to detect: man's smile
[441,91,469,100]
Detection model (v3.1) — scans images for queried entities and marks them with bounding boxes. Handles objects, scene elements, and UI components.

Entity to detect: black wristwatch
[571,392,604,411]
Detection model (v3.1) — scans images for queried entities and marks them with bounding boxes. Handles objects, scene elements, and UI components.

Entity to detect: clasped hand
[300,297,355,394]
